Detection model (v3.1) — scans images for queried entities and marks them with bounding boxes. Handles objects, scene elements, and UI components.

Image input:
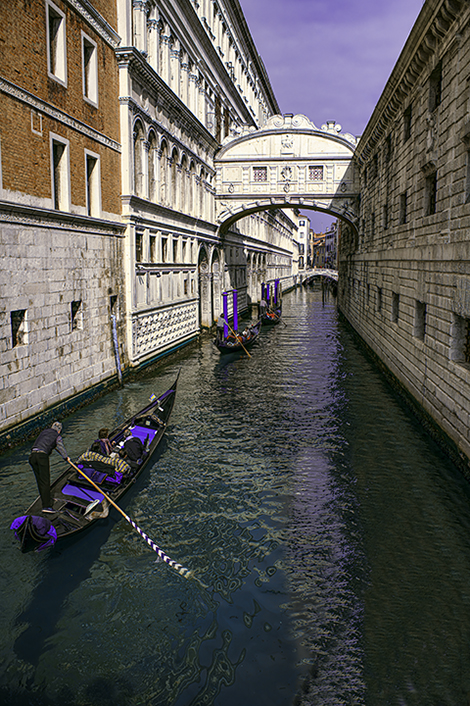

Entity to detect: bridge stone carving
[215,114,360,233]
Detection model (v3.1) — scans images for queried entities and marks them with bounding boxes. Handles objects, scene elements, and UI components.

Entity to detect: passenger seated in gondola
[119,430,148,470]
[78,442,132,477]
[95,428,113,456]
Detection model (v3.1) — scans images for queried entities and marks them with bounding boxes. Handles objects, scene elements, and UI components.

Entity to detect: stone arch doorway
[214,114,360,237]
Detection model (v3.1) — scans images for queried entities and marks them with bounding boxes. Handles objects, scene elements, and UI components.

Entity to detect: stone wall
[339,0,470,468]
[0,205,126,436]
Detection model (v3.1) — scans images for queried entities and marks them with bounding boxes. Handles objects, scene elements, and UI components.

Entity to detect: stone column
[133,0,148,56]
[147,11,160,72]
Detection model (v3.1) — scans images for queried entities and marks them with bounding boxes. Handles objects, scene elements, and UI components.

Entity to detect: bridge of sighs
[214,113,360,234]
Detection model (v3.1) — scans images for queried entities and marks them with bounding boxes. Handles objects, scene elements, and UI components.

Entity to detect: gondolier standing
[29,422,70,513]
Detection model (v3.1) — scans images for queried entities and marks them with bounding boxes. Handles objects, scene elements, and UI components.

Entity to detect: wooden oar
[67,460,192,578]
[223,317,252,358]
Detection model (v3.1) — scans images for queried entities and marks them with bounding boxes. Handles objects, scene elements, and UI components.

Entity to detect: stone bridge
[214,114,360,234]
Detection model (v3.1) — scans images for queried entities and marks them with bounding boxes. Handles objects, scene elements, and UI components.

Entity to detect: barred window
[253,167,267,182]
[309,166,324,181]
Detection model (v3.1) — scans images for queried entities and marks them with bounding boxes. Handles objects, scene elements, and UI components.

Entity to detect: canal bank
[1,288,470,705]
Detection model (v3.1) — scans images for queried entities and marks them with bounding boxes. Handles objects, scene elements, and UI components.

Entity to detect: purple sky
[240,0,424,231]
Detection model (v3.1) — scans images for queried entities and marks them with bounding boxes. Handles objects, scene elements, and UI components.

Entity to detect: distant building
[296,213,310,269]
[324,221,338,269]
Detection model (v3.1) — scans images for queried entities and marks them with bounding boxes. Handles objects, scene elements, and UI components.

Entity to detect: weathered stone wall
[0,206,126,436]
[339,0,470,468]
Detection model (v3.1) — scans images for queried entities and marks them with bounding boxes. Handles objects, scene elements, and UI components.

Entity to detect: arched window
[180,154,188,212]
[171,147,178,209]
[148,131,157,202]
[159,140,168,205]
[133,121,145,197]
[189,161,196,215]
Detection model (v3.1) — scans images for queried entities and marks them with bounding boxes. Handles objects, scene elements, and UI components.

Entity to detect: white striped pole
[68,461,192,578]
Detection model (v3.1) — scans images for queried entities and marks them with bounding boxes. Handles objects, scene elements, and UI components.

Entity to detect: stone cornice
[63,0,120,48]
[357,0,466,163]
[0,200,125,236]
[156,0,266,125]
[0,77,121,152]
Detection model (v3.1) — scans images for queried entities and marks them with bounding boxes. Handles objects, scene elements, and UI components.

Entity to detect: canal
[1,287,470,705]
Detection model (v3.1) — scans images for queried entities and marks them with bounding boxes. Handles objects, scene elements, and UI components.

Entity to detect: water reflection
[1,288,470,704]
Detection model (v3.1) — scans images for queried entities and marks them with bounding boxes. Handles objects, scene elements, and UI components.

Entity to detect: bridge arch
[214,114,360,235]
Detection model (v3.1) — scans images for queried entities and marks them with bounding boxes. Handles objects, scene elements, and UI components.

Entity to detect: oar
[67,460,192,579]
[223,317,252,358]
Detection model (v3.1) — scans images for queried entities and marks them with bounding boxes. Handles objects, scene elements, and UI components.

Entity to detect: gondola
[261,304,282,326]
[214,319,261,354]
[10,373,179,552]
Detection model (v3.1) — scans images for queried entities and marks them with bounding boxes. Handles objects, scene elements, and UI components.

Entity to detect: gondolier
[29,422,70,513]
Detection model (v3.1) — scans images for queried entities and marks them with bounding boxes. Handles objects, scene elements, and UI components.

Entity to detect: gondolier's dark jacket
[31,429,68,459]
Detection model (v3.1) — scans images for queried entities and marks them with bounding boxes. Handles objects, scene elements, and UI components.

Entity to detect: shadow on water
[12,438,170,670]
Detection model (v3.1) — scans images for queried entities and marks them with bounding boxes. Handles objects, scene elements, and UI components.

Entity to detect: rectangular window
[110,294,118,316]
[425,172,437,215]
[403,104,412,142]
[85,151,100,217]
[46,0,66,85]
[150,235,157,262]
[450,313,470,364]
[391,292,399,324]
[51,135,70,211]
[309,166,324,181]
[383,203,389,229]
[429,61,442,113]
[161,236,167,263]
[377,287,382,314]
[11,310,27,347]
[173,240,178,262]
[71,300,83,331]
[253,166,267,182]
[371,212,375,238]
[414,300,427,340]
[82,32,98,105]
[135,232,143,262]
[399,191,408,225]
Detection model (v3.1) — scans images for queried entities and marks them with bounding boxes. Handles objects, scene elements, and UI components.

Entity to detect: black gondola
[214,319,261,354]
[10,374,179,552]
[261,304,282,326]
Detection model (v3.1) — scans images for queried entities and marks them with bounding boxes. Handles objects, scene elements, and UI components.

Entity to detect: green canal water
[1,288,470,705]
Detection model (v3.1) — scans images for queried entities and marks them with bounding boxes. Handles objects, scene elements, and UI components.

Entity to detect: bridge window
[309,166,323,181]
[253,166,267,182]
